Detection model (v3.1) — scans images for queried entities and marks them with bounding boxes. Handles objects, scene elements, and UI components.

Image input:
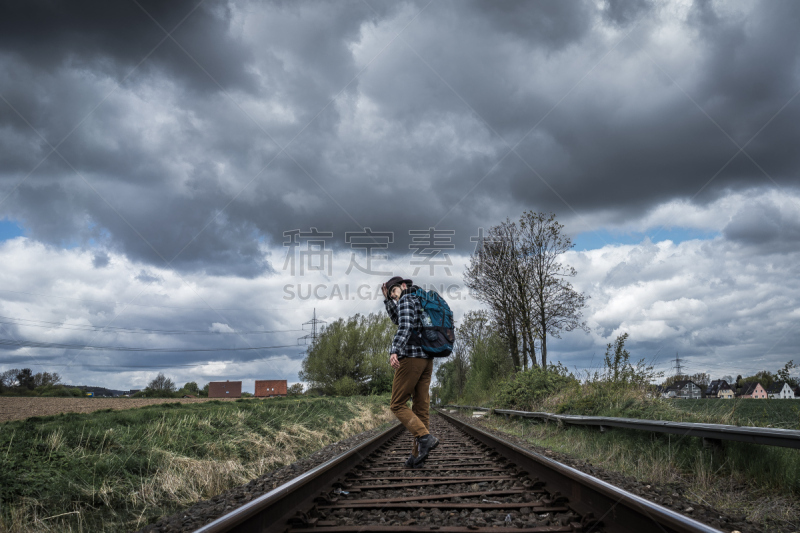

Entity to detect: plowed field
[0,396,235,423]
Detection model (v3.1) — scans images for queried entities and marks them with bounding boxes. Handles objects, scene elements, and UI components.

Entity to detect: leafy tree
[16,368,35,390]
[662,372,710,389]
[433,312,514,404]
[300,312,394,396]
[147,372,176,393]
[688,372,710,389]
[287,383,304,396]
[182,381,200,394]
[597,333,661,385]
[33,371,61,388]
[459,328,515,404]
[740,370,775,390]
[200,383,210,397]
[775,360,798,387]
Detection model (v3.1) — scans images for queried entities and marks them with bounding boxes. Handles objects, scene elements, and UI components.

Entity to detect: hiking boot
[413,434,439,466]
[403,454,417,468]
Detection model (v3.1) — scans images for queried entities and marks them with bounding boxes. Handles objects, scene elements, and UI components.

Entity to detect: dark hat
[385,276,413,291]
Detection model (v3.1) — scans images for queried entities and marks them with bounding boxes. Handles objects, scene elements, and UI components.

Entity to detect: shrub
[287,383,304,396]
[38,385,78,397]
[496,363,577,410]
[332,376,360,397]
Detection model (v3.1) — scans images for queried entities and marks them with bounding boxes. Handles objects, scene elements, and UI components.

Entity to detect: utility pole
[298,308,326,347]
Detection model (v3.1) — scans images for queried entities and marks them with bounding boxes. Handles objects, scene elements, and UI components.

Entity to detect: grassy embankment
[479,388,800,532]
[0,395,394,533]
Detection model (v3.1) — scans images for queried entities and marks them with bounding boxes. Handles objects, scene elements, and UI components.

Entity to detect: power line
[0,338,300,353]
[45,357,296,369]
[0,315,303,335]
[0,288,297,312]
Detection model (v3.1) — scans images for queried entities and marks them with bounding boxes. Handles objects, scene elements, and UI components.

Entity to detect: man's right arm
[384,298,399,325]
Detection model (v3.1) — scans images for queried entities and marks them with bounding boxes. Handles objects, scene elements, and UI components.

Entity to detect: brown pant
[390,357,434,454]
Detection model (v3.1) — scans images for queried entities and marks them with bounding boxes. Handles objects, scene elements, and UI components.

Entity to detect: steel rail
[436,409,722,533]
[194,422,405,533]
[445,405,800,449]
[194,411,722,533]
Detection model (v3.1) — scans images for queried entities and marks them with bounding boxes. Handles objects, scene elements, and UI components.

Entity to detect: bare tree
[465,213,588,369]
[148,372,176,392]
[464,222,530,370]
[0,368,20,390]
[519,212,589,368]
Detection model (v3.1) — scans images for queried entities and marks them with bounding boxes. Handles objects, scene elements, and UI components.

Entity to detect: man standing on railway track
[383,276,439,468]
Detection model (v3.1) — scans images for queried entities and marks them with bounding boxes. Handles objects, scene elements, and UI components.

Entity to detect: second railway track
[196,410,723,533]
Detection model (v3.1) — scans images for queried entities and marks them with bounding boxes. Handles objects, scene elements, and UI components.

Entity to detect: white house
[664,380,702,399]
[767,382,797,399]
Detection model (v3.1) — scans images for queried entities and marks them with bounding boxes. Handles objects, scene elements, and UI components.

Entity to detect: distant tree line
[0,369,305,398]
[0,368,76,396]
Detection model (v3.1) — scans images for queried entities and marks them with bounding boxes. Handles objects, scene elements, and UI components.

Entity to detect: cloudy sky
[1,0,799,392]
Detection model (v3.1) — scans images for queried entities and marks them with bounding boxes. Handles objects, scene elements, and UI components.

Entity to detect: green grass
[536,382,800,430]
[471,382,800,532]
[666,398,800,429]
[0,395,393,532]
[484,415,800,532]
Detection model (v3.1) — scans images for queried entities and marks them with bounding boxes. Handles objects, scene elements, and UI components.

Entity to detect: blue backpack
[409,287,456,357]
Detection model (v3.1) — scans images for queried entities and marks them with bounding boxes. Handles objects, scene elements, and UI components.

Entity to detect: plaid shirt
[385,293,428,360]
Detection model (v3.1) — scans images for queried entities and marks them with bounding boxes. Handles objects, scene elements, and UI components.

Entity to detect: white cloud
[565,228,800,378]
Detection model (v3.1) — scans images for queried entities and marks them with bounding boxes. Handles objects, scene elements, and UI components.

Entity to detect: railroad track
[196,410,722,533]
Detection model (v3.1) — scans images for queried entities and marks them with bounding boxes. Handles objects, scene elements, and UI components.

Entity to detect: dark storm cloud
[602,0,654,27]
[1,0,799,277]
[0,0,255,93]
[722,198,800,252]
[469,0,593,50]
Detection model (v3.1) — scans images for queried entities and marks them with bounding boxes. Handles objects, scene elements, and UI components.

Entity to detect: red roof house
[737,382,767,399]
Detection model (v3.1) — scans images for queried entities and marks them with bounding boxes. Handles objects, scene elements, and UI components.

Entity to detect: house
[208,380,242,398]
[664,380,702,399]
[255,380,287,398]
[767,382,796,399]
[737,382,767,399]
[655,385,675,399]
[718,386,735,399]
[706,380,735,399]
[705,379,727,397]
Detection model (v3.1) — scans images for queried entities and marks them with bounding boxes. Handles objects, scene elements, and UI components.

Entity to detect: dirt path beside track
[0,396,235,423]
